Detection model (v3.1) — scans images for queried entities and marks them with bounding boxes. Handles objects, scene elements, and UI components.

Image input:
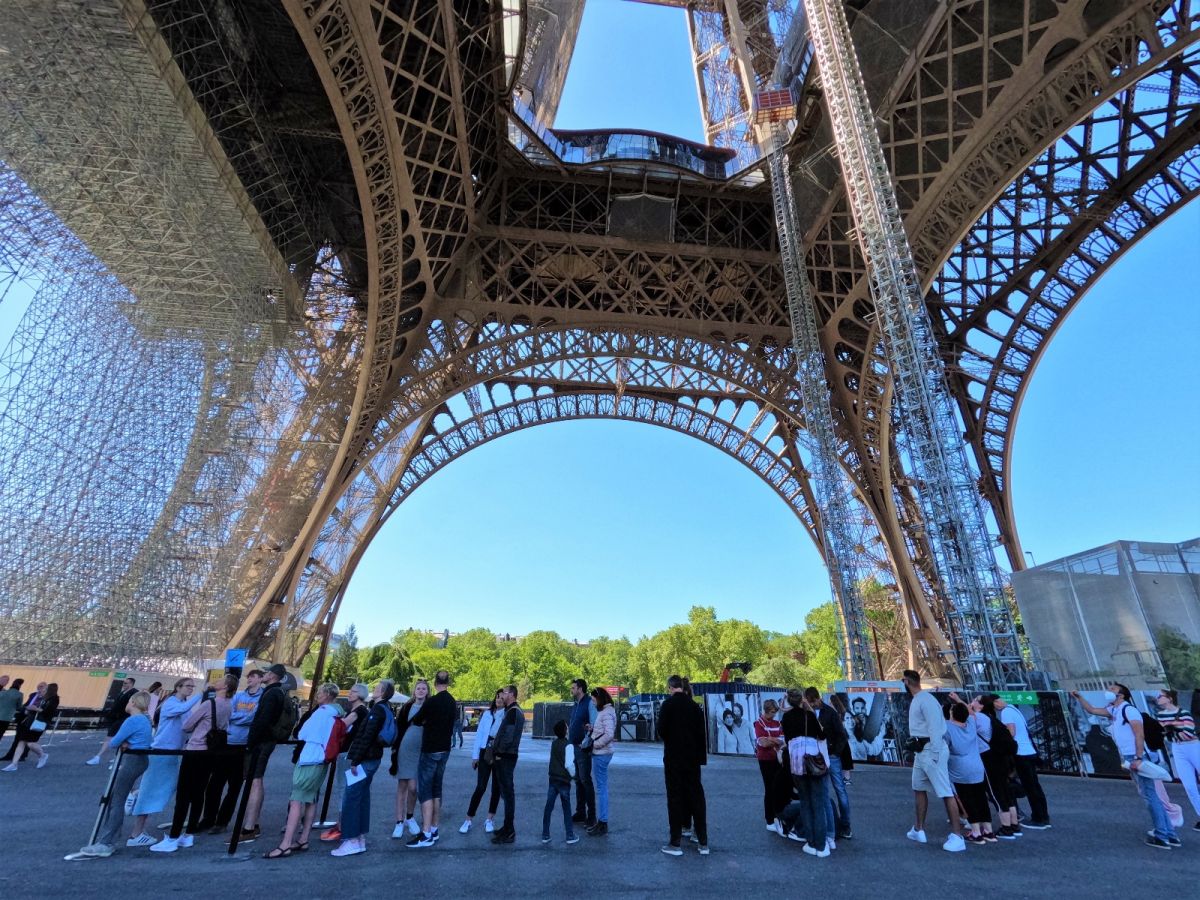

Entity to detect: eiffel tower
[0,1,1196,687]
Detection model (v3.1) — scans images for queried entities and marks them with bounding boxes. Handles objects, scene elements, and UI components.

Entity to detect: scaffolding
[801,0,1026,690]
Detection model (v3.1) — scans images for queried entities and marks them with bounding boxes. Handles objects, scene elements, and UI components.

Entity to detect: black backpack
[272,692,299,743]
[1123,705,1166,753]
[985,714,1018,756]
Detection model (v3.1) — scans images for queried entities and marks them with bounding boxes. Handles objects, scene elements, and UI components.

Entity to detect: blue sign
[225,648,248,669]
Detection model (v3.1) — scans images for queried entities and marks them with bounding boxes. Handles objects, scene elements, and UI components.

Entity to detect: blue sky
[2,1,1196,647]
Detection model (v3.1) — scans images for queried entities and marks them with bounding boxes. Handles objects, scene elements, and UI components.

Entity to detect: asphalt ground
[0,731,1197,899]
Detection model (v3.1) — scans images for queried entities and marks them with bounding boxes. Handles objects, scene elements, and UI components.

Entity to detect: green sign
[88,670,111,678]
[997,691,1039,705]
[114,671,126,679]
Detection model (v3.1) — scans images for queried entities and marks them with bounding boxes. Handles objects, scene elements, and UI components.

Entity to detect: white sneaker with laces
[698,845,710,856]
[85,757,101,766]
[126,833,155,848]
[178,834,194,848]
[150,837,179,853]
[826,838,837,851]
[331,840,365,857]
[459,820,472,834]
[906,828,927,844]
[36,753,49,769]
[803,844,830,858]
[943,833,966,853]
[391,822,406,839]
[484,819,495,833]
[406,817,421,836]
[1,764,16,772]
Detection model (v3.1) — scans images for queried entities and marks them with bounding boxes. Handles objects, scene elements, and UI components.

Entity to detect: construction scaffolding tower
[801,0,1027,691]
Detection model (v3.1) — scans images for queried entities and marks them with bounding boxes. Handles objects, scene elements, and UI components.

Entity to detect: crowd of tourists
[1,666,1198,860]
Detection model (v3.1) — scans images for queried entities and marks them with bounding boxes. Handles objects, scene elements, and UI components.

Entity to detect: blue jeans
[542,779,575,839]
[341,758,380,840]
[1124,754,1176,841]
[417,750,450,803]
[593,752,612,823]
[784,775,828,851]
[827,755,851,834]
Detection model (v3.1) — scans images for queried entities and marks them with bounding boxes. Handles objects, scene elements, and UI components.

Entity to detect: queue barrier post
[225,744,261,859]
[314,758,338,829]
[87,746,126,847]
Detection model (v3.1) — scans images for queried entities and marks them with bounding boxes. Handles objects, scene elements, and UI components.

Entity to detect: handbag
[205,697,228,750]
[788,713,828,778]
[29,718,47,733]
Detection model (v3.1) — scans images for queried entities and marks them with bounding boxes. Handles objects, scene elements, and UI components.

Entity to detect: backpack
[1123,705,1166,753]
[376,704,397,746]
[985,714,1018,756]
[324,716,348,763]
[271,692,299,743]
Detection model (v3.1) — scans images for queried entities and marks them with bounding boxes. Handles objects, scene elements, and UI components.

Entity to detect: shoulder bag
[787,713,827,778]
[206,697,228,750]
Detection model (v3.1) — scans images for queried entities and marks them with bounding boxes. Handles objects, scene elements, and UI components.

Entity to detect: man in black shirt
[240,663,288,841]
[658,674,709,856]
[406,669,456,848]
[87,677,136,766]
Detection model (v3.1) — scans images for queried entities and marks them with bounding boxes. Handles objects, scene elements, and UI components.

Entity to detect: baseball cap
[266,663,288,679]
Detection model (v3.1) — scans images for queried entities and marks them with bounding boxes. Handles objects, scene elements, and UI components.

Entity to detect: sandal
[289,841,309,853]
[263,846,292,860]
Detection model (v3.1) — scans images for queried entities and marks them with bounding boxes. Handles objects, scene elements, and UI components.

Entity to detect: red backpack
[324,716,347,764]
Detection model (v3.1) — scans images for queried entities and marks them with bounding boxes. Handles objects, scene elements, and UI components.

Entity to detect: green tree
[1157,626,1200,688]
[325,623,360,687]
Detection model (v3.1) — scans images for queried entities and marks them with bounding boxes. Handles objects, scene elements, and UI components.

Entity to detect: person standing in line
[203,669,263,834]
[144,681,163,722]
[331,679,395,857]
[0,677,24,755]
[944,701,995,844]
[87,677,137,767]
[489,684,525,845]
[588,687,617,836]
[1074,685,1180,849]
[124,677,201,846]
[753,699,785,834]
[71,691,154,858]
[151,680,232,852]
[459,688,504,834]
[407,670,457,848]
[239,663,291,842]
[319,682,369,844]
[902,670,964,852]
[806,687,852,842]
[391,679,428,838]
[997,697,1051,829]
[1154,689,1200,831]
[778,688,829,857]
[658,674,709,857]
[3,681,59,772]
[568,678,597,829]
[542,719,579,845]
[973,693,1021,837]
[265,683,343,859]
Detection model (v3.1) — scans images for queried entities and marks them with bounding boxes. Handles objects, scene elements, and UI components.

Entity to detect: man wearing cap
[239,663,289,841]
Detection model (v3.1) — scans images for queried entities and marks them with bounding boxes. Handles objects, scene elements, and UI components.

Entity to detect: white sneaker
[178,834,194,848]
[827,837,837,851]
[943,833,966,853]
[405,817,420,836]
[391,822,406,839]
[1,764,16,772]
[907,828,927,843]
[85,757,101,766]
[803,843,830,858]
[126,833,155,848]
[150,837,179,853]
[36,753,48,769]
[765,821,778,833]
[771,819,783,836]
[331,840,366,857]
[484,819,495,833]
[459,820,471,834]
[698,845,710,856]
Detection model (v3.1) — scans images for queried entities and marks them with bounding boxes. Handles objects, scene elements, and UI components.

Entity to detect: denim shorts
[417,750,450,802]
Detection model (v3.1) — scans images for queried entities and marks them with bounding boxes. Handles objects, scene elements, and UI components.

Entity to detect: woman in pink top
[753,699,786,831]
[152,677,232,852]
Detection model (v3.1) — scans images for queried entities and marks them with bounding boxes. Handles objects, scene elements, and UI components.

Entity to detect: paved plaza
[0,732,1195,899]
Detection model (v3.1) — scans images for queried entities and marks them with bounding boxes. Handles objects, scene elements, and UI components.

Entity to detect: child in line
[542,720,578,845]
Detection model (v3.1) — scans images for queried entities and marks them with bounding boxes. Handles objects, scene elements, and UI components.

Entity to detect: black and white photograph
[837,691,895,762]
[705,691,783,756]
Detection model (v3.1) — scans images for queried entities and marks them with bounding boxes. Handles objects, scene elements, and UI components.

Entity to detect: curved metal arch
[933,53,1200,565]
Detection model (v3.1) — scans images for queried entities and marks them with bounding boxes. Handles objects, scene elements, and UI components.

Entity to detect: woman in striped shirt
[1155,689,1200,829]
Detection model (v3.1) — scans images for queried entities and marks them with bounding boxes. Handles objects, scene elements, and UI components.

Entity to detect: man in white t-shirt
[996,699,1051,829]
[902,670,964,853]
[1073,684,1179,849]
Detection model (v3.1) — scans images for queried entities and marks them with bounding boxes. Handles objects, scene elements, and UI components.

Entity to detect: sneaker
[391,822,406,839]
[1144,836,1173,850]
[698,845,710,855]
[1194,821,1200,832]
[405,817,421,836]
[943,833,966,853]
[1010,826,1023,837]
[238,827,259,843]
[588,821,608,837]
[765,821,778,832]
[906,828,927,844]
[406,832,435,848]
[982,832,998,843]
[126,833,156,848]
[965,833,985,845]
[660,844,683,857]
[566,835,580,845]
[208,825,226,836]
[1,764,16,772]
[541,835,552,844]
[459,820,472,834]
[320,826,342,842]
[1024,820,1051,830]
[78,843,114,858]
[1146,830,1182,846]
[996,826,1017,840]
[330,840,365,857]
[785,830,806,843]
[803,844,830,858]
[36,753,49,769]
[491,830,515,844]
[150,837,179,853]
[85,757,101,766]
[430,827,440,843]
[680,828,693,840]
[484,819,495,834]
[826,838,837,851]
[838,830,853,840]
[178,834,194,848]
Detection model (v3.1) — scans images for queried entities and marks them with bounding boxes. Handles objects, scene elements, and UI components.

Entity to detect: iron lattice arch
[0,0,1198,677]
